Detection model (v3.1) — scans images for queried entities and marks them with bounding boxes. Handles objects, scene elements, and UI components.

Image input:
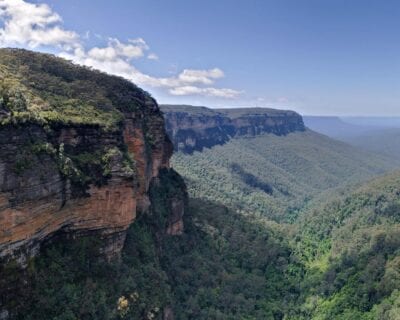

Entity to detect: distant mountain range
[304,116,400,159]
[160,106,398,222]
[303,116,372,138]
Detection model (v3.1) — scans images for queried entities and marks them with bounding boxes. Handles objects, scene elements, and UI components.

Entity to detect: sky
[0,0,399,115]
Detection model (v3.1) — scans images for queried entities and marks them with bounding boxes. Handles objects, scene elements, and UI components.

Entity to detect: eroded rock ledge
[0,49,186,265]
[160,104,305,153]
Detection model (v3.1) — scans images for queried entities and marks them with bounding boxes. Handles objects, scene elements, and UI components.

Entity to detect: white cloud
[0,0,79,48]
[147,53,158,60]
[0,0,242,99]
[60,47,241,98]
[169,86,241,98]
[87,37,148,61]
[177,68,224,85]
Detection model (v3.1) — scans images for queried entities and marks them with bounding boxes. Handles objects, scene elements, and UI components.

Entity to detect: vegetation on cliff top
[215,107,300,118]
[160,104,301,119]
[160,104,220,116]
[1,49,400,320]
[0,48,153,130]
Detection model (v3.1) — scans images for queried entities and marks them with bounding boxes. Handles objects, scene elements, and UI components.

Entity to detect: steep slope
[171,129,398,221]
[0,48,186,264]
[161,104,305,153]
[1,169,188,320]
[7,198,298,320]
[293,171,400,319]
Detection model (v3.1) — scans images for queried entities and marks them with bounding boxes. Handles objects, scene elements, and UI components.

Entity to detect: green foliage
[291,171,400,319]
[3,49,400,320]
[6,145,400,320]
[172,130,396,222]
[169,132,400,319]
[160,199,302,320]
[148,168,187,230]
[13,221,172,320]
[0,48,154,130]
[8,197,302,320]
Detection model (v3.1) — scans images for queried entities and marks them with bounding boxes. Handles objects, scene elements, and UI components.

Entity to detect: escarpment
[160,104,305,153]
[0,49,185,265]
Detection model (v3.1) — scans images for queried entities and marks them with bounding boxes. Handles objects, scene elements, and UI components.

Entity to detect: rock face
[0,49,185,264]
[160,105,305,153]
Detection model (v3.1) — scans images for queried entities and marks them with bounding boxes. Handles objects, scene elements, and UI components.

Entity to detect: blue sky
[1,0,400,115]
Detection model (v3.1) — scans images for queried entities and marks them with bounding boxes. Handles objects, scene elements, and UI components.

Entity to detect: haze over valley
[0,1,400,320]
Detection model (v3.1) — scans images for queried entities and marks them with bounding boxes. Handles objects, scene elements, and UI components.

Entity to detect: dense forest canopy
[0,49,399,320]
[172,130,397,222]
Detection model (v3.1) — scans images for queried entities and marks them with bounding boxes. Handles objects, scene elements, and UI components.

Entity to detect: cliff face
[161,105,305,153]
[0,49,185,265]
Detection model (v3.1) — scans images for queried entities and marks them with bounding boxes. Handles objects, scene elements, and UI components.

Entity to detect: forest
[3,128,399,319]
[4,169,400,319]
[0,49,399,320]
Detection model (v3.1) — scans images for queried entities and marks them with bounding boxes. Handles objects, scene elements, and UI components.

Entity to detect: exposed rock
[0,49,185,265]
[160,105,305,153]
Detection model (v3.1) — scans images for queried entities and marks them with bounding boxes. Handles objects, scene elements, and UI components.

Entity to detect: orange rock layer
[0,107,176,264]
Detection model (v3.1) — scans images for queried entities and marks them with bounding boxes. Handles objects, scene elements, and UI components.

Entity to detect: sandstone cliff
[160,104,305,153]
[0,49,186,265]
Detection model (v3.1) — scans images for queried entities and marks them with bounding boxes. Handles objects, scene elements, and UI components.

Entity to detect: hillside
[1,49,400,320]
[304,116,400,160]
[8,198,298,319]
[292,171,400,319]
[7,168,400,319]
[172,129,398,221]
[0,49,188,318]
[343,128,400,159]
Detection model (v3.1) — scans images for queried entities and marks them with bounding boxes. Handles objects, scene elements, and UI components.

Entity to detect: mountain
[303,116,372,139]
[0,49,187,317]
[164,106,398,221]
[343,128,400,159]
[161,104,305,153]
[342,116,400,128]
[162,106,400,318]
[304,116,400,159]
[1,50,399,320]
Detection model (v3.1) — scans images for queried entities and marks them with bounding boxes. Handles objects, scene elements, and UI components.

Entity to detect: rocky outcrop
[0,49,185,265]
[160,105,305,153]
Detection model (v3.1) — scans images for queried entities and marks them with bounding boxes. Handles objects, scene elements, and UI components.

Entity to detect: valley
[164,105,398,222]
[0,50,399,320]
[304,116,400,160]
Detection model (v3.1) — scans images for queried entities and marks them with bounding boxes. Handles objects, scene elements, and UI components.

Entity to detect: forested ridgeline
[6,171,400,319]
[172,130,397,222]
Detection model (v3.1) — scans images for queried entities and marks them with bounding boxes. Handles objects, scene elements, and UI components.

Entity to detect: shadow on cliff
[0,197,302,320]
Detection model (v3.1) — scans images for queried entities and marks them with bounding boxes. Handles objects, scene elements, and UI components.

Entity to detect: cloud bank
[0,0,241,99]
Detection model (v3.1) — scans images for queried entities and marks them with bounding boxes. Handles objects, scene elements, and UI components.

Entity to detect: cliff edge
[0,49,186,265]
[160,104,305,153]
